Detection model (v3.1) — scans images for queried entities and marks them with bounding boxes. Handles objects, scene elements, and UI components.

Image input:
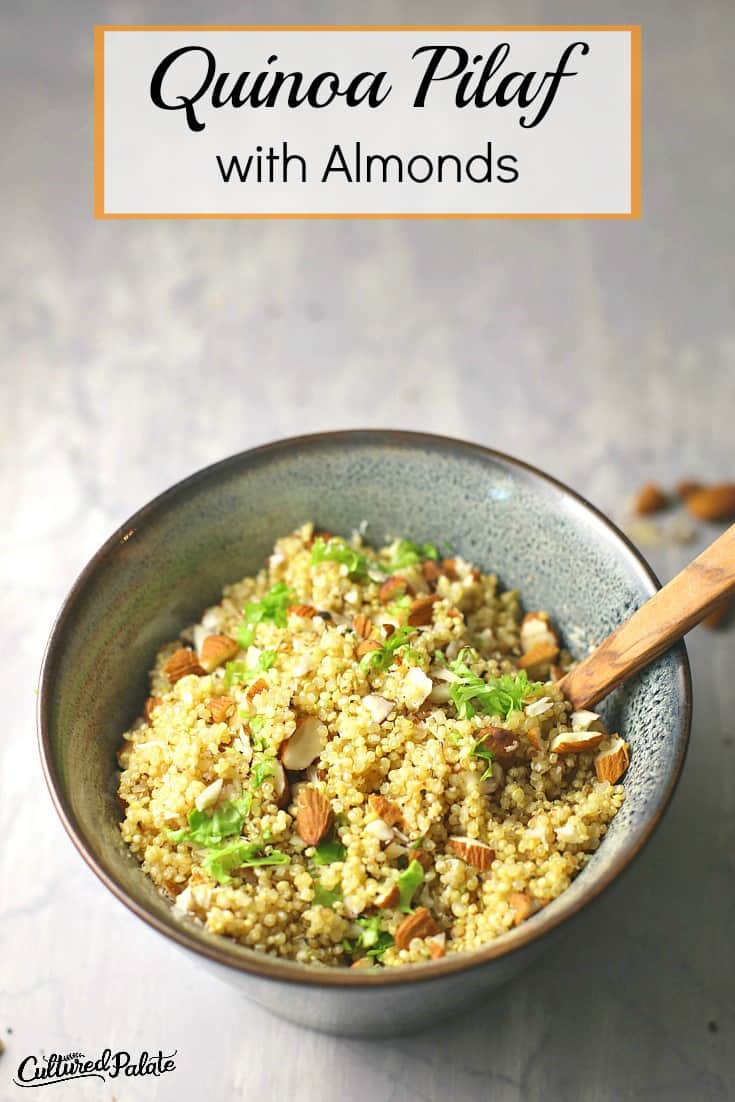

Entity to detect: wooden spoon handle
[559,524,735,710]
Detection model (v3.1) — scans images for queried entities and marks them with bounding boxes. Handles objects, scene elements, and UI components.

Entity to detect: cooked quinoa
[117,524,628,969]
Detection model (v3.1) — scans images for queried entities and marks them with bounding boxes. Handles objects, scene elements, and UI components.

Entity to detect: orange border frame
[93,24,642,220]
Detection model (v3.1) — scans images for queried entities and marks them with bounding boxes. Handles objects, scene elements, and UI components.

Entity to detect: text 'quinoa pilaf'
[117,524,629,969]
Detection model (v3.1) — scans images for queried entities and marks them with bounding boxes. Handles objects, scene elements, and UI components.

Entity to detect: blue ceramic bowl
[38,431,691,1036]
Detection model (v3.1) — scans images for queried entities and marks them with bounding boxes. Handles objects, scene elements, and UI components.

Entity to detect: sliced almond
[526,725,543,751]
[362,694,395,723]
[520,612,560,654]
[374,882,400,909]
[246,677,269,702]
[163,648,204,684]
[476,727,521,762]
[280,716,326,771]
[428,934,446,959]
[144,696,163,724]
[571,709,608,734]
[353,613,373,639]
[516,641,559,675]
[379,575,414,603]
[289,604,317,618]
[356,639,382,659]
[550,729,604,754]
[594,736,630,784]
[194,778,223,812]
[634,482,668,515]
[406,594,440,627]
[509,891,542,926]
[199,633,239,673]
[350,957,375,971]
[686,483,735,522]
[525,696,554,718]
[368,793,404,827]
[295,787,333,845]
[272,760,290,808]
[448,836,495,870]
[206,695,235,724]
[395,907,441,950]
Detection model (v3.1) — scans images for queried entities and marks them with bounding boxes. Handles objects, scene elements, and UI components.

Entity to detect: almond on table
[117,524,628,970]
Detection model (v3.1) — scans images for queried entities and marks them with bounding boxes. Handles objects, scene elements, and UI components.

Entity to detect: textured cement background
[2,2,734,1099]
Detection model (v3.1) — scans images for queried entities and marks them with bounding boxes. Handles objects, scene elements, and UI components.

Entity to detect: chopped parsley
[359,625,416,673]
[397,859,425,913]
[448,661,540,721]
[224,649,278,688]
[313,838,347,865]
[250,759,276,789]
[167,795,252,847]
[469,738,495,781]
[310,537,371,581]
[386,539,439,572]
[312,882,343,909]
[202,839,289,885]
[344,915,394,962]
[236,582,294,647]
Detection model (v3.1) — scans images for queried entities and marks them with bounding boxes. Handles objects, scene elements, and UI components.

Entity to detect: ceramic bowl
[39,431,691,1036]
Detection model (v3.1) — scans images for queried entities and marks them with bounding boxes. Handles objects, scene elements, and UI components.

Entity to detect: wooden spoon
[559,524,735,711]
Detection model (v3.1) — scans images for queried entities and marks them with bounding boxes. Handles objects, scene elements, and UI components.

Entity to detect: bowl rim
[38,429,692,989]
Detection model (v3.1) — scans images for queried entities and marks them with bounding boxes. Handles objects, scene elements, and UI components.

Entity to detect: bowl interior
[40,432,690,982]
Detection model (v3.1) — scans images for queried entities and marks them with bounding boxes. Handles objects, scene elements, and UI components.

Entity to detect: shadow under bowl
[38,430,691,1036]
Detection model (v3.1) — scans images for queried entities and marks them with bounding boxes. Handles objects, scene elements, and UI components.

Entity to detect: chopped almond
[144,696,163,724]
[448,836,495,870]
[379,575,414,603]
[676,479,702,501]
[428,934,446,960]
[362,694,395,723]
[368,793,404,827]
[594,736,630,784]
[421,560,442,586]
[395,907,441,950]
[526,725,543,751]
[353,613,373,639]
[406,594,440,627]
[516,641,559,674]
[350,957,374,971]
[520,612,560,654]
[295,787,333,845]
[272,760,290,808]
[289,604,317,619]
[509,891,542,926]
[163,648,204,684]
[634,482,668,515]
[685,483,735,522]
[374,882,400,909]
[476,727,521,762]
[199,633,239,673]
[279,716,326,771]
[246,677,268,701]
[440,558,459,580]
[195,778,223,812]
[206,695,235,724]
[356,639,382,659]
[550,730,604,754]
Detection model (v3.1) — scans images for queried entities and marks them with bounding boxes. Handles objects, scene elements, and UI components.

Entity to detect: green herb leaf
[224,649,278,689]
[258,649,277,671]
[166,794,252,847]
[386,539,439,572]
[312,882,343,909]
[359,625,417,673]
[313,838,347,866]
[469,739,495,781]
[235,582,295,648]
[310,537,371,581]
[448,663,540,721]
[397,859,425,913]
[251,759,276,789]
[352,916,394,960]
[202,839,289,885]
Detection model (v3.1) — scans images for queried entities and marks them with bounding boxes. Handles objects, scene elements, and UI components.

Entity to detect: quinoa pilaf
[117,525,629,969]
